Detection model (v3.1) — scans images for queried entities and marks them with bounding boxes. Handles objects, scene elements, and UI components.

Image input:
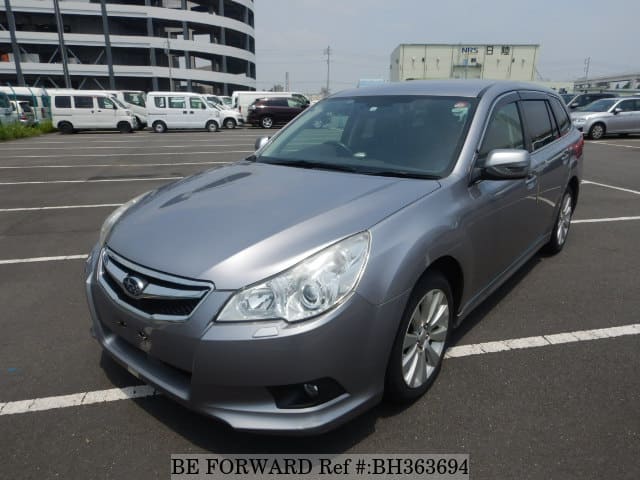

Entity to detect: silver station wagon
[85,80,583,434]
[570,96,640,139]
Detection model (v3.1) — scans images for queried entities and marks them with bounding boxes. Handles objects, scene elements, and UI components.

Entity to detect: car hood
[571,111,611,120]
[107,162,440,288]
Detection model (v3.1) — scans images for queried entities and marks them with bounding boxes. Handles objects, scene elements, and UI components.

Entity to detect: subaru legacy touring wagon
[85,80,583,434]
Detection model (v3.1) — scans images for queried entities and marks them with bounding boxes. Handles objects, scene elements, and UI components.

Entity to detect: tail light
[20,113,27,121]
[571,136,584,158]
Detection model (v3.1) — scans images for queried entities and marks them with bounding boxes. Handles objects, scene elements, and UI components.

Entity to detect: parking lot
[0,130,638,479]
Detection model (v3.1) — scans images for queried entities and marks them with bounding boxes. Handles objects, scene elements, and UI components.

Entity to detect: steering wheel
[323,140,353,157]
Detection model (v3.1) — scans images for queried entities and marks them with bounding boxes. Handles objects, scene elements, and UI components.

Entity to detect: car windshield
[577,99,617,112]
[112,97,127,109]
[257,95,476,179]
[123,92,146,107]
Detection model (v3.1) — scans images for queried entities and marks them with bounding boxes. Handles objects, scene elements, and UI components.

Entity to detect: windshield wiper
[260,159,360,173]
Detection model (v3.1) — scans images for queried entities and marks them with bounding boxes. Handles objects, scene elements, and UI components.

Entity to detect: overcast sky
[253,0,639,94]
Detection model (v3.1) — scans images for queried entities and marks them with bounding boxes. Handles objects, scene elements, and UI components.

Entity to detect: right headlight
[217,232,370,323]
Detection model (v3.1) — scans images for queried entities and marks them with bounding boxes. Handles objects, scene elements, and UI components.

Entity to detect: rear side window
[479,102,524,158]
[549,98,571,136]
[521,100,558,151]
[273,99,288,107]
[74,96,93,109]
[168,97,186,109]
[154,96,166,108]
[55,96,71,108]
[190,97,206,109]
[287,98,303,108]
[617,99,637,112]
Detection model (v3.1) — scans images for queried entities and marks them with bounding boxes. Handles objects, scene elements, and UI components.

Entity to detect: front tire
[260,116,274,129]
[206,120,219,132]
[224,118,236,129]
[385,271,452,403]
[588,123,605,140]
[544,189,573,254]
[118,121,133,134]
[58,121,73,135]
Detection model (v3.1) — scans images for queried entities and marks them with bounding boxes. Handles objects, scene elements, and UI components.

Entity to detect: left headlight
[98,192,148,246]
[217,232,371,323]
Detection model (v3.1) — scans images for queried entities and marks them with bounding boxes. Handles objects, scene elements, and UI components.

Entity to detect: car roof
[331,80,559,99]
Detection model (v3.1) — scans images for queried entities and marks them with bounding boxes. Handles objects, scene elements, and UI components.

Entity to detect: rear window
[520,100,558,151]
[55,96,71,108]
[549,98,571,135]
[154,96,166,108]
[74,96,94,109]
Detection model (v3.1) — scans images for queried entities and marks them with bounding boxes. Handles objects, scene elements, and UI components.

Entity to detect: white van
[0,91,17,125]
[50,91,137,134]
[206,99,243,129]
[103,90,147,128]
[147,92,221,133]
[0,86,50,124]
[232,91,310,121]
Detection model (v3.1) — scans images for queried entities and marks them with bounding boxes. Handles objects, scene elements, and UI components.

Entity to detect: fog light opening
[268,378,346,409]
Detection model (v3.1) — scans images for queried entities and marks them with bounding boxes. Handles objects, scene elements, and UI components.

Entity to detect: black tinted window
[272,99,288,107]
[521,100,557,151]
[74,96,93,109]
[549,98,571,135]
[479,102,524,157]
[617,100,636,112]
[55,96,71,108]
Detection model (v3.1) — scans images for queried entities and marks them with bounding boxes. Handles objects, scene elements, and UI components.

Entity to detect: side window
[549,98,571,135]
[287,98,302,108]
[73,96,94,109]
[273,99,288,107]
[154,96,166,108]
[168,96,186,109]
[617,100,635,112]
[55,96,71,108]
[97,97,116,109]
[478,102,525,158]
[190,97,206,109]
[521,100,557,151]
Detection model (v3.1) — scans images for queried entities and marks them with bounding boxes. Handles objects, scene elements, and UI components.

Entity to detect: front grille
[98,248,212,321]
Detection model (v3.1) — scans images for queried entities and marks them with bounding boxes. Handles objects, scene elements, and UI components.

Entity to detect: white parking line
[582,180,640,196]
[0,254,88,265]
[589,141,640,149]
[0,161,230,169]
[0,204,122,213]
[573,216,640,224]
[1,323,638,416]
[0,177,181,186]
[6,150,252,159]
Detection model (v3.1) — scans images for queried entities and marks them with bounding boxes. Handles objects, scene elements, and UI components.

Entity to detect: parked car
[10,100,36,126]
[571,97,640,139]
[103,90,148,129]
[208,102,244,129]
[51,91,137,134]
[565,92,617,110]
[146,92,221,133]
[0,91,17,125]
[246,97,308,128]
[232,91,311,121]
[0,86,50,124]
[206,95,234,109]
[85,80,582,434]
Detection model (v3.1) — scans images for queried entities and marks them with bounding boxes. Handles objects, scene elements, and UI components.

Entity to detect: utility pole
[584,57,591,83]
[285,71,290,91]
[324,45,331,95]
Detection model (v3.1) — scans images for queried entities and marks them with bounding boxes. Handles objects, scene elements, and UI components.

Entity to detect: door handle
[182,110,187,114]
[189,111,194,114]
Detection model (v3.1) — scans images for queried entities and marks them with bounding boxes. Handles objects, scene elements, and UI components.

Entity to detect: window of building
[73,96,93,109]
[154,96,166,108]
[168,97,186,109]
[521,100,558,151]
[54,96,71,108]
[501,46,510,55]
[478,102,524,158]
[486,46,494,55]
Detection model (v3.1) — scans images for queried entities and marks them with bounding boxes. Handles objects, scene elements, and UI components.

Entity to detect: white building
[0,0,256,94]
[390,43,539,82]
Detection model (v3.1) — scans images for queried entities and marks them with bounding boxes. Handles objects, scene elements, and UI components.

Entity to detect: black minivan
[247,97,308,128]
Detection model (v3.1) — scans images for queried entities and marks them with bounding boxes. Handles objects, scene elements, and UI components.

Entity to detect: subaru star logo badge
[122,275,147,298]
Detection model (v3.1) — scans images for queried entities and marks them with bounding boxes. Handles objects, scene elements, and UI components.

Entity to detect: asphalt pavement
[0,129,638,479]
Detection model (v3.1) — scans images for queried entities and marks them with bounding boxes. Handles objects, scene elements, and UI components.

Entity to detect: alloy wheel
[557,193,573,246]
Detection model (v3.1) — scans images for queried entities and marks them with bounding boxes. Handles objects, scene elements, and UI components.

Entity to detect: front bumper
[85,246,406,434]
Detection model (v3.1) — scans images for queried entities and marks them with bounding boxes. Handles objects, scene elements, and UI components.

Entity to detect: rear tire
[588,123,605,140]
[206,120,219,132]
[544,188,574,254]
[224,118,236,129]
[385,271,453,403]
[260,116,274,129]
[58,121,73,135]
[152,121,167,133]
[118,121,133,134]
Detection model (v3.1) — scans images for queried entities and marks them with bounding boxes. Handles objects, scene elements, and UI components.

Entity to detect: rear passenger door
[608,99,640,133]
[167,96,188,128]
[519,93,571,238]
[73,95,97,128]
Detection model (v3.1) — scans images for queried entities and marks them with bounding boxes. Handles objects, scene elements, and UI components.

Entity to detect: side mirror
[613,107,622,115]
[254,136,270,151]
[482,149,531,180]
